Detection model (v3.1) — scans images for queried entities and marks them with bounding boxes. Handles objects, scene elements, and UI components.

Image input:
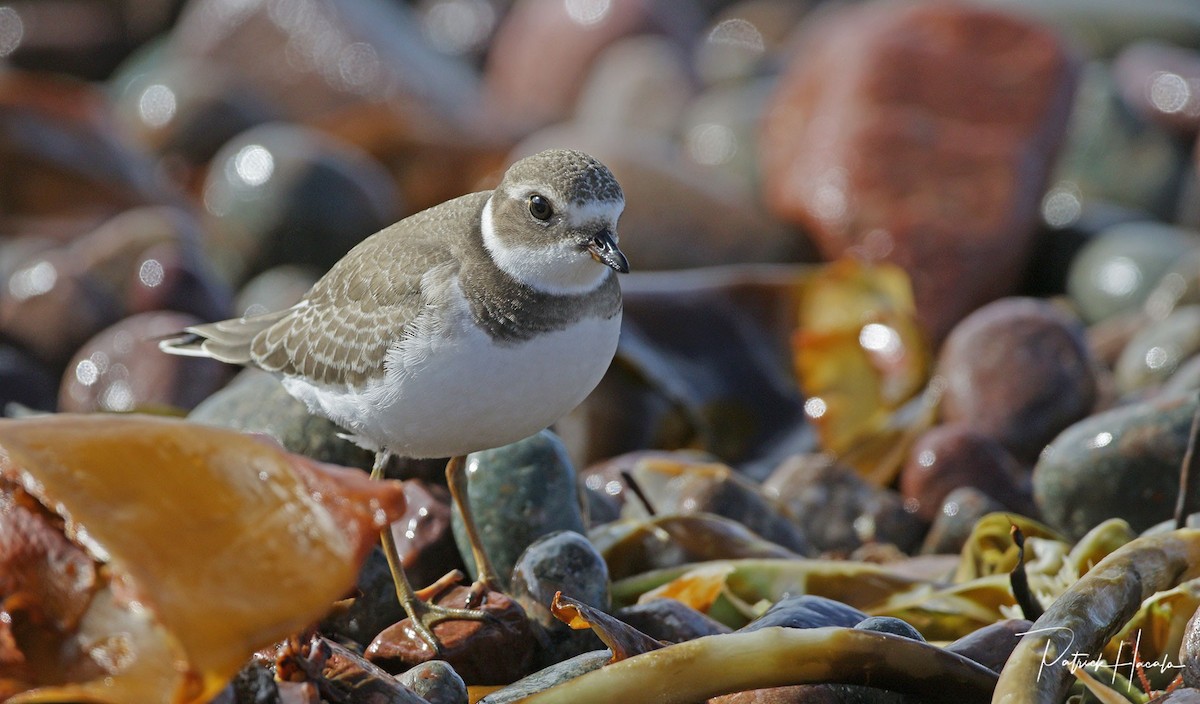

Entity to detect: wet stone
[937,297,1097,462]
[510,531,609,660]
[189,369,376,471]
[945,618,1033,674]
[201,123,400,287]
[393,480,463,592]
[709,684,910,704]
[477,650,612,704]
[397,660,468,704]
[764,454,924,554]
[625,456,812,556]
[898,424,1035,524]
[58,311,233,414]
[853,616,925,642]
[920,487,1006,555]
[739,595,866,633]
[1165,355,1200,396]
[614,598,731,643]
[1068,221,1200,324]
[1033,392,1200,539]
[1115,305,1200,393]
[366,584,535,686]
[319,547,404,650]
[453,430,586,589]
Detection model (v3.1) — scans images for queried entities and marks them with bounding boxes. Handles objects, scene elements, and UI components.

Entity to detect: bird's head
[482,149,628,295]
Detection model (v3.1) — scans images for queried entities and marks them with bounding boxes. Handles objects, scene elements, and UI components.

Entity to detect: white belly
[284,304,621,459]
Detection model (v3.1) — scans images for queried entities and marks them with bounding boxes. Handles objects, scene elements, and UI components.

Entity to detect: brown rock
[899,424,1035,523]
[366,584,535,685]
[761,1,1079,342]
[937,297,1097,462]
[393,480,464,591]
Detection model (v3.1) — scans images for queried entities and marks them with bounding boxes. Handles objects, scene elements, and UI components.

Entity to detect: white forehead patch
[481,195,612,296]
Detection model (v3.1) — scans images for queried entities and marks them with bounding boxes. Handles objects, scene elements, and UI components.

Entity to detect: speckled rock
[1068,221,1200,324]
[899,425,1035,523]
[188,369,376,470]
[938,297,1097,462]
[761,1,1078,342]
[510,531,609,660]
[59,312,232,413]
[453,430,586,588]
[1033,392,1200,539]
[764,454,923,554]
[1115,305,1200,393]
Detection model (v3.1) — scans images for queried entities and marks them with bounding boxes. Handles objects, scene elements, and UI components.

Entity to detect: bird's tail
[158,308,291,365]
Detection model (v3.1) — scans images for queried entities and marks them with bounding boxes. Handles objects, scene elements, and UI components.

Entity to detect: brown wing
[247,192,485,388]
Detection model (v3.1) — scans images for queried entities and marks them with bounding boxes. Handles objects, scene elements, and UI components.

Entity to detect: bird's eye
[528,194,553,221]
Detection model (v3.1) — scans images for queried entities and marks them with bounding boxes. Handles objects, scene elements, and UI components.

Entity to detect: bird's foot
[403,570,497,654]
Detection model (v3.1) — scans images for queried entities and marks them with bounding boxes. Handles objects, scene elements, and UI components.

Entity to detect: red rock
[761,1,1079,343]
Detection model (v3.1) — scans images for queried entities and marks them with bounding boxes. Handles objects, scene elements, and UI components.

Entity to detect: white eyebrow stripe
[567,199,625,228]
[505,183,563,203]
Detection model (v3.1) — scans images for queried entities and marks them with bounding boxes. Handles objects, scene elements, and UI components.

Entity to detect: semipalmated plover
[162,148,628,649]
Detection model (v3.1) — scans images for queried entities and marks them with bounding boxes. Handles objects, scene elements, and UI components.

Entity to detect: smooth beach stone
[319,548,404,649]
[232,265,321,319]
[1033,392,1200,539]
[58,312,232,414]
[189,369,376,470]
[945,619,1034,674]
[1182,606,1200,688]
[740,595,866,632]
[1115,305,1200,393]
[680,78,776,194]
[574,35,694,138]
[1113,42,1200,137]
[710,684,910,704]
[854,616,925,642]
[484,0,701,134]
[920,487,1007,555]
[614,598,731,643]
[1068,221,1200,324]
[0,344,58,412]
[1,206,231,368]
[201,123,401,286]
[898,424,1035,524]
[453,430,586,588]
[1144,247,1200,322]
[397,661,468,704]
[112,58,279,181]
[761,1,1078,343]
[477,650,612,704]
[1027,198,1149,298]
[624,456,813,555]
[938,297,1097,462]
[1052,63,1189,221]
[763,454,923,554]
[510,531,609,659]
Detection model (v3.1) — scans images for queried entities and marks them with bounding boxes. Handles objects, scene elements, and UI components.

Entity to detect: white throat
[480,195,611,295]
